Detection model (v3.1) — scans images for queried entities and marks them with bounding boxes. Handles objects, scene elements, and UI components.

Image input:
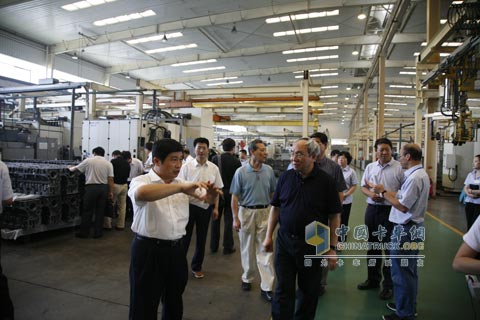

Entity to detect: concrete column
[135,94,144,116]
[302,71,309,137]
[378,54,386,138]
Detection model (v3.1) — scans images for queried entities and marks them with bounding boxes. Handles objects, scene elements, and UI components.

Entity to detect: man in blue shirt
[370,144,429,320]
[231,139,276,302]
[264,138,342,319]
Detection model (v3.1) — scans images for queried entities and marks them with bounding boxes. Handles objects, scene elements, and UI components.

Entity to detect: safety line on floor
[8,277,129,307]
[426,211,464,237]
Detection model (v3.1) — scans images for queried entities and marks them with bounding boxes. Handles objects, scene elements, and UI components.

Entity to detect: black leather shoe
[261,290,273,302]
[223,247,236,255]
[379,288,393,300]
[357,280,380,290]
[241,281,251,291]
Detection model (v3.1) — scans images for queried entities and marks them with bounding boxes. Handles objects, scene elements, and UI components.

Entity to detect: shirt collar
[404,164,422,177]
[193,158,209,167]
[376,158,395,168]
[246,162,262,172]
[147,168,180,184]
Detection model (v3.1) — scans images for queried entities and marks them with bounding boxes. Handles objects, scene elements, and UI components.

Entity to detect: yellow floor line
[426,211,464,237]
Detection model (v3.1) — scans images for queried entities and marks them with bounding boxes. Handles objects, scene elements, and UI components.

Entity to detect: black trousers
[210,191,234,251]
[184,205,212,272]
[465,202,480,230]
[78,184,108,237]
[272,230,323,320]
[0,241,14,320]
[364,204,393,289]
[129,235,187,320]
[340,203,353,241]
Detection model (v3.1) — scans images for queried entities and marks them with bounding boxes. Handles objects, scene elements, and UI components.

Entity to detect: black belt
[135,234,183,247]
[241,205,269,209]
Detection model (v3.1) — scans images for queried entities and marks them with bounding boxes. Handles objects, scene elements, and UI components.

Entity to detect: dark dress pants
[129,235,187,320]
[184,204,212,272]
[272,230,323,320]
[0,241,14,320]
[465,202,480,230]
[365,204,393,289]
[78,184,108,237]
[210,191,234,252]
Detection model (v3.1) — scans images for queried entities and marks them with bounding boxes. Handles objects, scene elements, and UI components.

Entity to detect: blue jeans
[391,222,422,320]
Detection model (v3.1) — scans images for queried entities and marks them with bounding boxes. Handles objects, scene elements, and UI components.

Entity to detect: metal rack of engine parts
[0,160,84,239]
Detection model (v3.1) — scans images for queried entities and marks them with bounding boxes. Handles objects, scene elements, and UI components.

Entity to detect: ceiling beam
[51,0,396,54]
[107,33,423,74]
[150,60,413,86]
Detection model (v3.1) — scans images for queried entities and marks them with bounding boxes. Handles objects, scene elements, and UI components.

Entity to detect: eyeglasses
[290,152,306,159]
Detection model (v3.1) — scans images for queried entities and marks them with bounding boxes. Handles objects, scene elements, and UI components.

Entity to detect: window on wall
[0,53,93,84]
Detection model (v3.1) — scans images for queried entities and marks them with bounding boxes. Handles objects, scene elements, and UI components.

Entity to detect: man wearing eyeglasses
[231,139,276,302]
[264,138,341,319]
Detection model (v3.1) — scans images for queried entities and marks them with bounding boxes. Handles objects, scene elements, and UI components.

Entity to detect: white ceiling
[0,0,457,129]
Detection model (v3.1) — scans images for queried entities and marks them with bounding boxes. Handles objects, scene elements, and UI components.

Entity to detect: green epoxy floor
[1,170,477,319]
[315,186,475,319]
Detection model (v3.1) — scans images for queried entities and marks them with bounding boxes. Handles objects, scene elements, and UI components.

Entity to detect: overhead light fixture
[320,85,338,89]
[282,46,338,55]
[162,33,168,42]
[352,47,359,55]
[206,81,243,86]
[287,55,338,63]
[266,9,339,23]
[231,23,238,34]
[293,68,337,74]
[274,25,339,37]
[145,43,197,54]
[294,72,338,78]
[125,74,130,79]
[62,0,116,12]
[389,84,413,89]
[93,9,155,26]
[183,66,225,73]
[171,59,217,67]
[357,7,367,20]
[72,52,79,60]
[201,76,238,82]
[127,32,183,44]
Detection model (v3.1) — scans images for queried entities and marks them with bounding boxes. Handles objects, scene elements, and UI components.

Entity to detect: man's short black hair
[374,138,393,150]
[239,149,247,155]
[153,139,183,162]
[122,150,132,160]
[248,139,265,153]
[194,137,210,148]
[145,142,153,151]
[112,150,121,157]
[338,151,352,165]
[92,146,105,157]
[330,149,340,157]
[309,132,328,145]
[221,138,236,151]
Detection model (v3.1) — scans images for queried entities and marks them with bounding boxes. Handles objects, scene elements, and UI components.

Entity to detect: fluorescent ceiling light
[323,102,338,105]
[420,42,462,47]
[317,113,337,116]
[145,43,197,54]
[385,102,408,106]
[172,59,217,67]
[206,81,243,86]
[403,66,416,69]
[295,72,338,78]
[127,32,183,44]
[266,10,339,23]
[390,84,413,89]
[385,94,415,99]
[318,95,338,98]
[287,55,338,63]
[183,66,225,73]
[440,19,447,24]
[283,46,338,54]
[293,68,337,74]
[399,71,426,75]
[320,85,338,89]
[274,25,339,37]
[62,0,116,11]
[413,52,420,56]
[94,10,155,26]
[201,76,238,82]
[440,53,450,57]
